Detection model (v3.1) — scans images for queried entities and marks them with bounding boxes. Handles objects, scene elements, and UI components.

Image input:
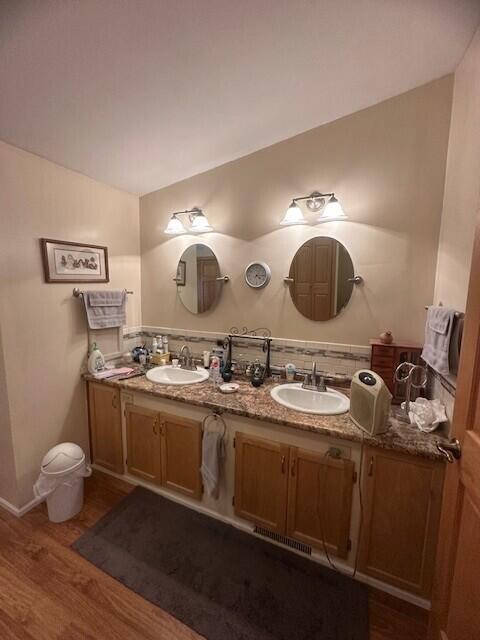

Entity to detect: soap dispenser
[88,343,105,374]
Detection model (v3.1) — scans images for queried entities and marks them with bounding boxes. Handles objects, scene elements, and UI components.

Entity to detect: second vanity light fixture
[280,191,347,226]
[164,207,213,235]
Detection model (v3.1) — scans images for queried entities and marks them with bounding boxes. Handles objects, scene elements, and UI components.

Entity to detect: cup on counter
[172,358,179,368]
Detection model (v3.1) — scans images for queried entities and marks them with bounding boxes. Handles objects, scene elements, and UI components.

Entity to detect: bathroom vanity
[86,374,447,604]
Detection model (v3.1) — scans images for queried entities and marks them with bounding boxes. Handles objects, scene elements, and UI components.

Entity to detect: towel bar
[72,287,134,298]
[424,305,463,318]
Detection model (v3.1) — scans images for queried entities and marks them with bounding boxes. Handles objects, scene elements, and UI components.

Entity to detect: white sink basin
[270,383,349,415]
[146,365,209,386]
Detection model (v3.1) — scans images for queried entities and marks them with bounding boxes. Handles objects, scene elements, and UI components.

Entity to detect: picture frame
[40,238,109,283]
[176,260,186,286]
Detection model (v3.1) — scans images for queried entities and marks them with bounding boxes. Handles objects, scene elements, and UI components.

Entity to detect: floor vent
[253,526,312,555]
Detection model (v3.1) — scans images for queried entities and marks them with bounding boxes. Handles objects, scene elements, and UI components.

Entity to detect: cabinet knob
[281,455,286,474]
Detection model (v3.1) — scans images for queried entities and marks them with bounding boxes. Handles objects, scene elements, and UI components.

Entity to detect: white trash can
[34,443,92,523]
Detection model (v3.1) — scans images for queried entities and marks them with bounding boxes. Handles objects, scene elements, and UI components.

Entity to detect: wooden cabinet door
[87,382,123,474]
[125,405,161,484]
[286,447,355,558]
[359,447,444,597]
[234,433,290,534]
[160,413,202,500]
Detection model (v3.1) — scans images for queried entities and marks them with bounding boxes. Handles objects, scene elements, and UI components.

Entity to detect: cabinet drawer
[371,345,395,358]
[372,355,395,368]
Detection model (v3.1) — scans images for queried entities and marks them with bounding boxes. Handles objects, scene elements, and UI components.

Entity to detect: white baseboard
[0,494,43,518]
[91,464,431,610]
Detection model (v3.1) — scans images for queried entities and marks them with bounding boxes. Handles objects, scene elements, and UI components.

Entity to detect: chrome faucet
[302,361,327,392]
[179,344,195,371]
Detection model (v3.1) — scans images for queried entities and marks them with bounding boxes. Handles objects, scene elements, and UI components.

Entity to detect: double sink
[146,365,349,416]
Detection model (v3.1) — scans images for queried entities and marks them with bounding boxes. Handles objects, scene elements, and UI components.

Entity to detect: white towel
[83,290,126,329]
[421,306,455,375]
[201,431,225,498]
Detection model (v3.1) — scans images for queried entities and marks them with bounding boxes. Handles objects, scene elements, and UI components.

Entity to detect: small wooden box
[151,352,171,365]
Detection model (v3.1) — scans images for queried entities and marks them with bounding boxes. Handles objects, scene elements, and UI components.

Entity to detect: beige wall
[0,141,141,507]
[434,27,480,310]
[140,77,453,345]
[0,326,18,507]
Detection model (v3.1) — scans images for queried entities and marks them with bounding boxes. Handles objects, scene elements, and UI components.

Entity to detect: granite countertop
[86,371,449,462]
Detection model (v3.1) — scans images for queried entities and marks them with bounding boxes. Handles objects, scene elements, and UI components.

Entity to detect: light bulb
[280,201,307,226]
[190,211,213,233]
[164,215,187,235]
[319,195,347,221]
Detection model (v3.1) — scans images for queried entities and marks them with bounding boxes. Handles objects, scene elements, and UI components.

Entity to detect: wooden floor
[0,471,428,639]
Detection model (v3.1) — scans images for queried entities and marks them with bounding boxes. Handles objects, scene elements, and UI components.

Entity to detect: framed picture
[40,238,109,283]
[176,260,186,286]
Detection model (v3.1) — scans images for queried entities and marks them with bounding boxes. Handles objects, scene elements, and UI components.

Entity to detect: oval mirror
[288,237,354,321]
[176,244,222,314]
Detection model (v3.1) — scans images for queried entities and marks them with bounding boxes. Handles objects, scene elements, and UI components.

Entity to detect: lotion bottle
[88,343,105,374]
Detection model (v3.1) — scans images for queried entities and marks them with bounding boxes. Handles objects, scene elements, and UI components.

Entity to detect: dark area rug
[72,486,368,640]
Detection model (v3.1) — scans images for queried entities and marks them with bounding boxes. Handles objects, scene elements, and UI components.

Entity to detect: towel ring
[202,413,227,439]
[394,362,427,388]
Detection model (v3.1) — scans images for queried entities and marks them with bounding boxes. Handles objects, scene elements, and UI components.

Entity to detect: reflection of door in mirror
[176,243,222,314]
[291,237,335,321]
[289,237,354,321]
[197,257,219,313]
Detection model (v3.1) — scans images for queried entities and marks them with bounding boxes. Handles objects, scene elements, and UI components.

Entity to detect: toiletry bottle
[88,343,105,374]
[285,363,296,382]
[162,335,169,353]
[203,350,211,369]
[151,337,158,354]
[210,356,221,386]
[212,340,225,372]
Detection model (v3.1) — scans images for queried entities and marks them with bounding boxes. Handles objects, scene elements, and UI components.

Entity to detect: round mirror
[288,237,354,321]
[176,244,222,314]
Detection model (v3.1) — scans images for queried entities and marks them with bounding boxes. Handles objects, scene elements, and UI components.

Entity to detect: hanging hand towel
[421,306,456,375]
[83,290,126,329]
[201,430,225,498]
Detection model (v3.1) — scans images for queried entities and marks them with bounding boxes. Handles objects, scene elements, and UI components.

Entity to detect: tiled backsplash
[123,326,371,379]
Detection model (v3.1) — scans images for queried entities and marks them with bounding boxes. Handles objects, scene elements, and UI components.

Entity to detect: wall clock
[245,262,271,289]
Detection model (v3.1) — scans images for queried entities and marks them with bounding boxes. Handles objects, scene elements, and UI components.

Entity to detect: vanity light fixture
[280,191,347,226]
[280,201,307,226]
[164,207,213,235]
[164,214,187,235]
[319,195,347,222]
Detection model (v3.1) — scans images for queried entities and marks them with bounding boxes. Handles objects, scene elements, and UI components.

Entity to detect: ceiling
[1,1,479,195]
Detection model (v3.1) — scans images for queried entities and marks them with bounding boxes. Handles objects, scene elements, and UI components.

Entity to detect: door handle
[437,438,461,463]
